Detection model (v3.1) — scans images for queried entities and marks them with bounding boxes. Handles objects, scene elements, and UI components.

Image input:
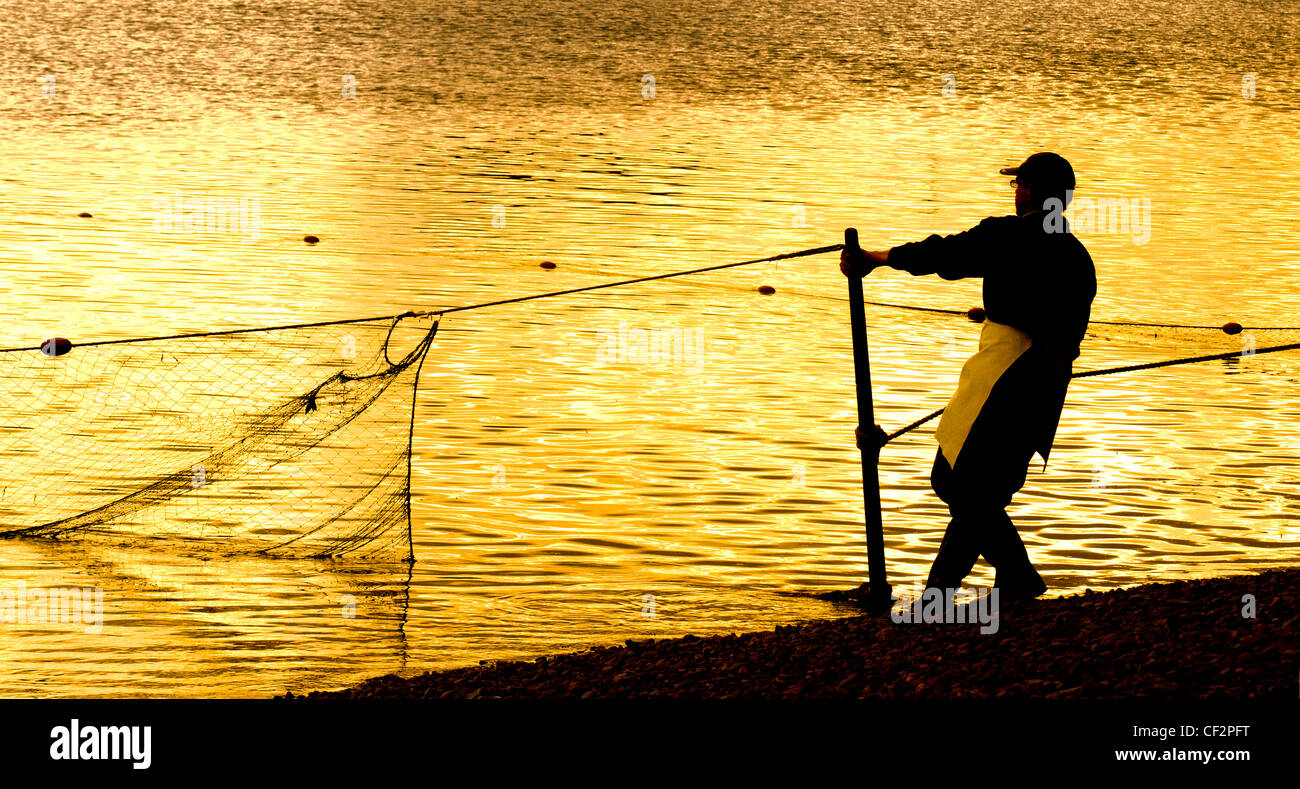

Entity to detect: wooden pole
[844,228,892,610]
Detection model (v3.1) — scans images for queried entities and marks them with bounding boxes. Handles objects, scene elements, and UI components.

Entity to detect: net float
[40,337,73,357]
[967,306,986,322]
[758,285,776,295]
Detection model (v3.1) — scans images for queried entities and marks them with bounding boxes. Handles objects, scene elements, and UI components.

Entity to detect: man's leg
[980,510,1046,598]
[928,436,1046,598]
[955,439,1046,599]
[924,449,981,589]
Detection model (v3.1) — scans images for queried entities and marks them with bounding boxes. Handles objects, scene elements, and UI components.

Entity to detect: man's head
[1000,152,1075,215]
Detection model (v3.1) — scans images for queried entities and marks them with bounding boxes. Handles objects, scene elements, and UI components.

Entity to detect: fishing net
[0,313,439,561]
[1078,321,1300,355]
[801,295,1300,442]
[0,240,1294,563]
[852,297,1300,363]
[777,283,1300,360]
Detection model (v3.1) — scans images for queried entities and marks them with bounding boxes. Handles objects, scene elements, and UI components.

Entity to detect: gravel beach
[287,568,1297,700]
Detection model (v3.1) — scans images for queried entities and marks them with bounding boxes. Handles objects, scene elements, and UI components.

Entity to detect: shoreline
[286,568,1297,700]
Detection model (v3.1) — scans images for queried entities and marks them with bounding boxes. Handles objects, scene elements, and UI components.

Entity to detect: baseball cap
[1000,152,1076,193]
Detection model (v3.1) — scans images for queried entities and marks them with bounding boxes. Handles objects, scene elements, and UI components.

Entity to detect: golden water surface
[0,0,1297,696]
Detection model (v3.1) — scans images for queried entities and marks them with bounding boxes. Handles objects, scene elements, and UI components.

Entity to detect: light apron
[936,319,1033,467]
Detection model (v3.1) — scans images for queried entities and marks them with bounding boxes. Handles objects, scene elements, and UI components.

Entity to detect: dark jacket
[887,210,1097,462]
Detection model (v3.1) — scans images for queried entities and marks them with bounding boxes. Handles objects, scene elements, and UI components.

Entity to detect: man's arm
[842,216,1011,280]
[839,247,889,277]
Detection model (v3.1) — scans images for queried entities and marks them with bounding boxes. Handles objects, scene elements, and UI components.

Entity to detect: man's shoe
[993,572,1047,603]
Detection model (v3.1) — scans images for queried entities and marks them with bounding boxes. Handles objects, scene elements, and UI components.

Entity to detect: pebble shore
[285,568,1297,700]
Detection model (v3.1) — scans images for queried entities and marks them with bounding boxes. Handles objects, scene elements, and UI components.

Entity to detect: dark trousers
[924,435,1045,594]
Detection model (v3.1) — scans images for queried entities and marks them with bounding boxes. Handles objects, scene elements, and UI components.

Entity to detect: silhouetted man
[841,152,1096,601]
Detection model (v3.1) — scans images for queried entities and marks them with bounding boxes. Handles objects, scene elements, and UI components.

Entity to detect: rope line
[0,311,432,355]
[4,242,1297,353]
[434,243,844,315]
[881,340,1300,444]
[6,240,1298,447]
[0,244,841,354]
